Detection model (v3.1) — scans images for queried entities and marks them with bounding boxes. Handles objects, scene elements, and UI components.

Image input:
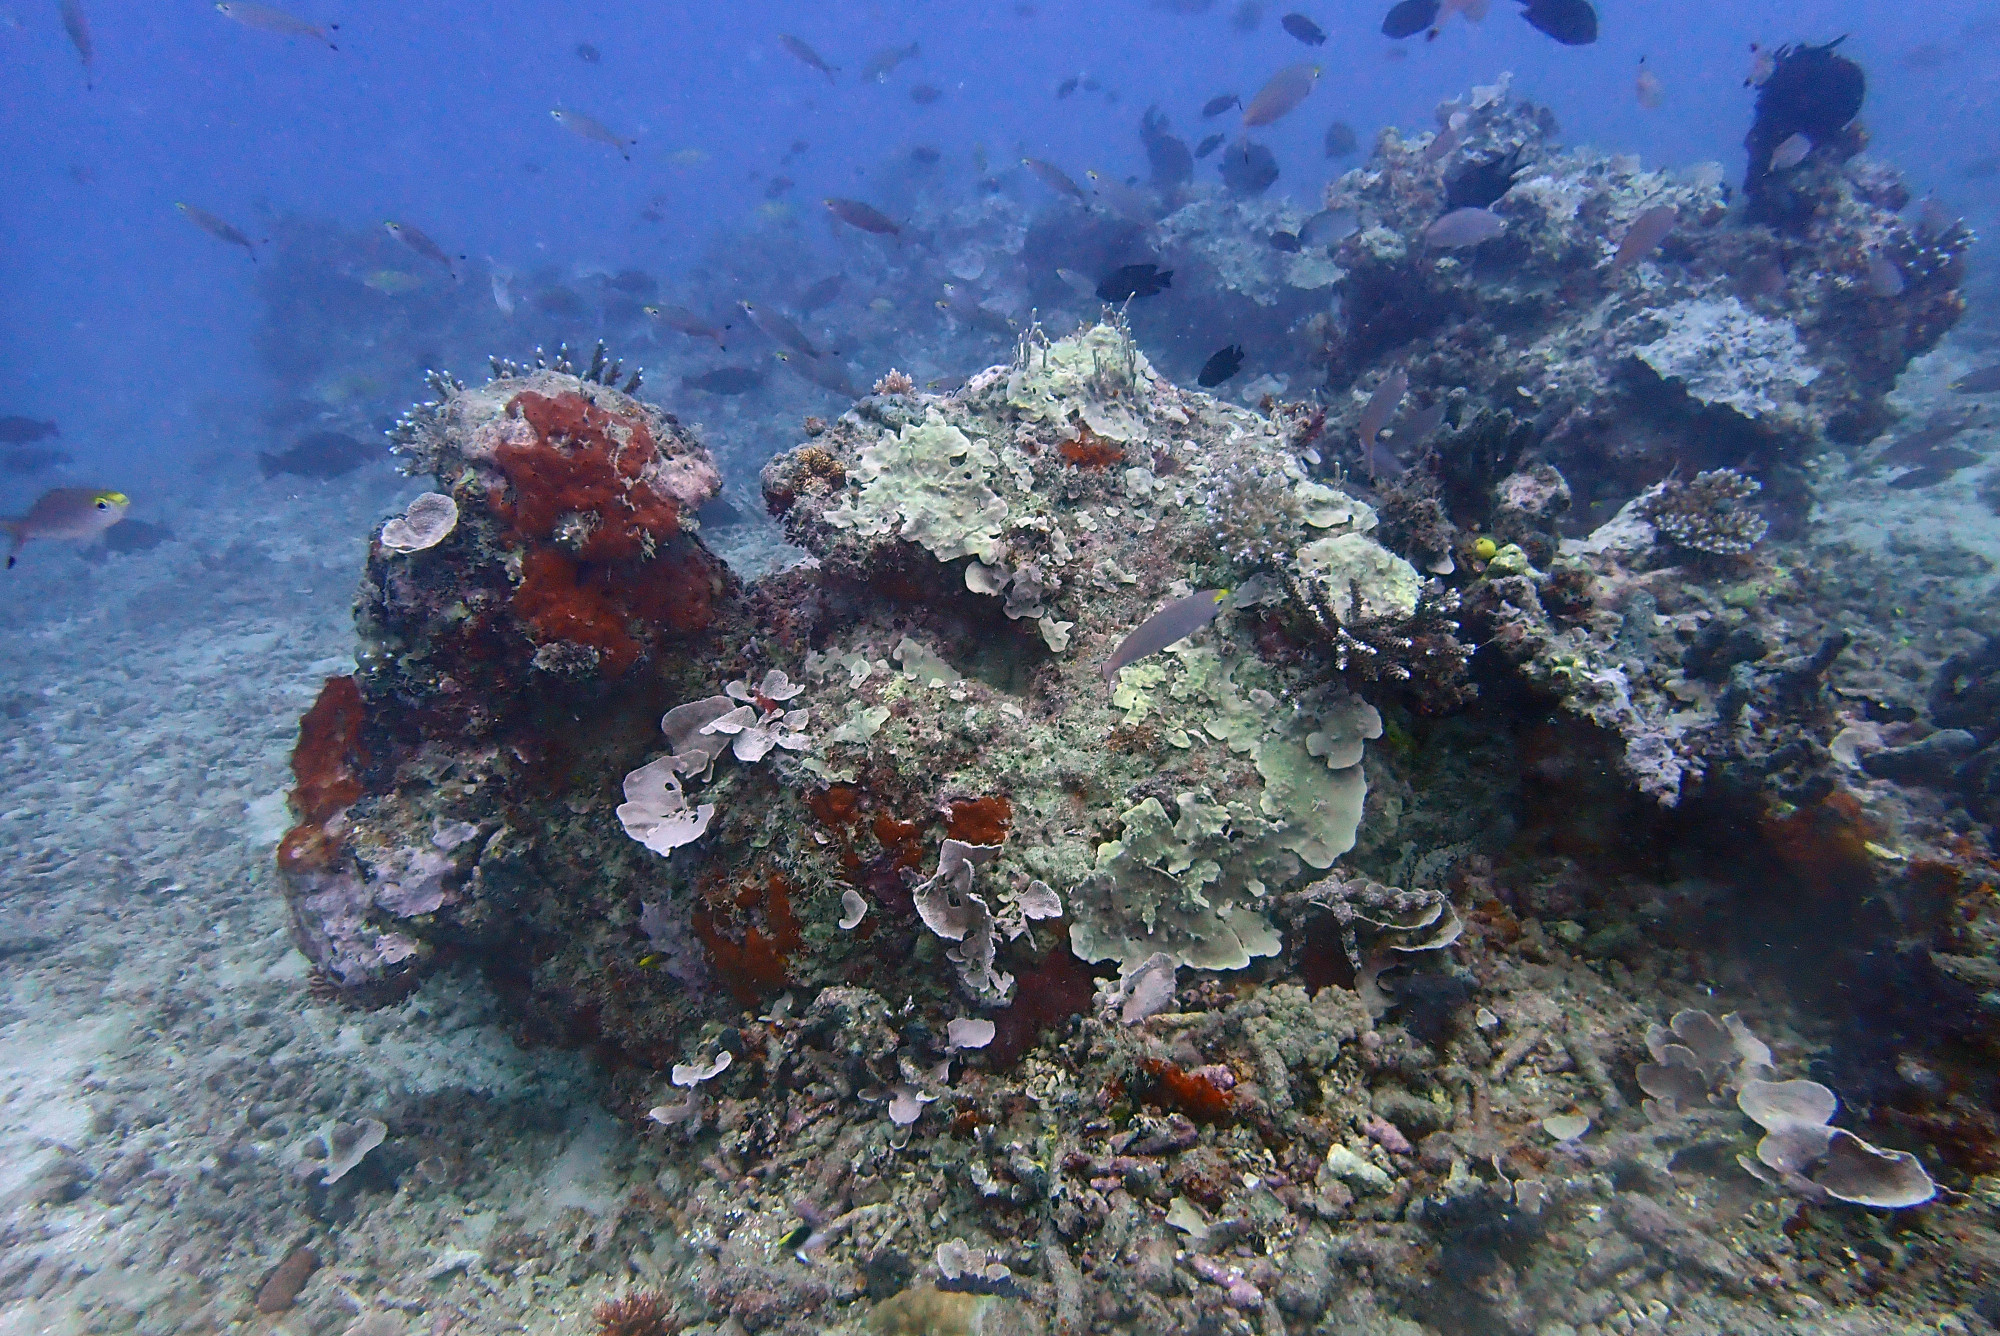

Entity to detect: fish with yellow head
[3,488,129,567]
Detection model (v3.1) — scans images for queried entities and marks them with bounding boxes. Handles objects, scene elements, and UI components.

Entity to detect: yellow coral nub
[1473,536,1498,561]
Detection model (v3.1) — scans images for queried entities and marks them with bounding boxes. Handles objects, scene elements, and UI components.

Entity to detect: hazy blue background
[3,0,1997,500]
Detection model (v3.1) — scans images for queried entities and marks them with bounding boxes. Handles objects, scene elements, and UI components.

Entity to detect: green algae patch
[825,409,1008,562]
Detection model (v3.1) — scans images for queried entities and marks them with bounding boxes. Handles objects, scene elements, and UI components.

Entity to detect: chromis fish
[213,1,337,48]
[175,203,258,259]
[824,198,901,236]
[1202,93,1241,118]
[1198,345,1245,387]
[1102,590,1229,693]
[363,269,423,295]
[3,488,129,567]
[860,41,920,83]
[778,34,837,82]
[1611,205,1677,269]
[550,108,633,161]
[383,221,459,280]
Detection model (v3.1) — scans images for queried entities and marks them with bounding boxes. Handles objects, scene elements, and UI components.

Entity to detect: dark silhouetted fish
[1281,12,1326,43]
[0,418,60,445]
[60,0,92,84]
[258,431,376,479]
[575,42,599,63]
[608,269,657,297]
[1198,345,1245,387]
[535,285,587,318]
[1202,93,1241,118]
[175,203,258,259]
[1195,133,1225,158]
[1743,39,1862,206]
[1219,140,1279,195]
[1516,0,1594,44]
[1445,148,1527,211]
[101,518,172,553]
[1950,366,2000,394]
[764,174,795,198]
[778,34,837,82]
[1382,0,1440,38]
[214,1,337,47]
[1140,106,1193,187]
[1269,230,1302,252]
[1324,120,1359,157]
[861,41,919,82]
[1096,263,1172,302]
[1232,0,1264,30]
[910,84,942,104]
[797,274,845,313]
[824,198,901,235]
[1424,207,1505,248]
[683,366,765,395]
[1056,74,1080,98]
[1242,62,1319,127]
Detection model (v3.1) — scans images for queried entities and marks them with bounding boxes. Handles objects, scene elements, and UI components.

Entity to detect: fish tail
[3,521,21,569]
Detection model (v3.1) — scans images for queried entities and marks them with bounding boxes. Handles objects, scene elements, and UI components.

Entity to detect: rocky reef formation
[1320,73,1969,522]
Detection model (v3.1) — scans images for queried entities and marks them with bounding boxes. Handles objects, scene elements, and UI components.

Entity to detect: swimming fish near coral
[383,221,459,279]
[213,1,336,48]
[1021,157,1086,200]
[1767,132,1812,172]
[774,349,858,399]
[1269,230,1303,252]
[824,197,901,236]
[683,366,765,395]
[1242,62,1320,128]
[1195,133,1226,159]
[1101,590,1229,692]
[1611,205,1676,269]
[1424,206,1505,248]
[737,301,823,358]
[778,34,837,83]
[175,203,258,259]
[258,430,376,479]
[1324,120,1359,157]
[1281,12,1326,44]
[1096,263,1172,302]
[646,304,730,348]
[1202,93,1241,118]
[1358,365,1407,460]
[3,487,128,567]
[549,109,633,160]
[1198,345,1245,387]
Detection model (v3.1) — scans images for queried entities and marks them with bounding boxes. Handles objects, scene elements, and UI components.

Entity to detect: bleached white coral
[616,757,716,854]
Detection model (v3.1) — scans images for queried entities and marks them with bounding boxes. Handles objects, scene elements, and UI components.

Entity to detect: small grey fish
[775,350,857,399]
[646,304,729,347]
[796,274,844,314]
[383,221,458,279]
[1202,93,1240,118]
[738,301,822,358]
[1866,254,1905,297]
[824,197,900,236]
[1950,365,2000,395]
[778,34,837,82]
[1357,366,1407,457]
[60,0,92,83]
[550,109,632,160]
[213,1,337,48]
[1768,132,1812,173]
[1102,590,1229,692]
[1424,206,1505,248]
[3,487,128,567]
[1195,132,1226,159]
[1022,157,1086,200]
[175,202,257,259]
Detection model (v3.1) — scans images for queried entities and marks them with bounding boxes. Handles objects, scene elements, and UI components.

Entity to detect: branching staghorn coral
[1639,468,1768,556]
